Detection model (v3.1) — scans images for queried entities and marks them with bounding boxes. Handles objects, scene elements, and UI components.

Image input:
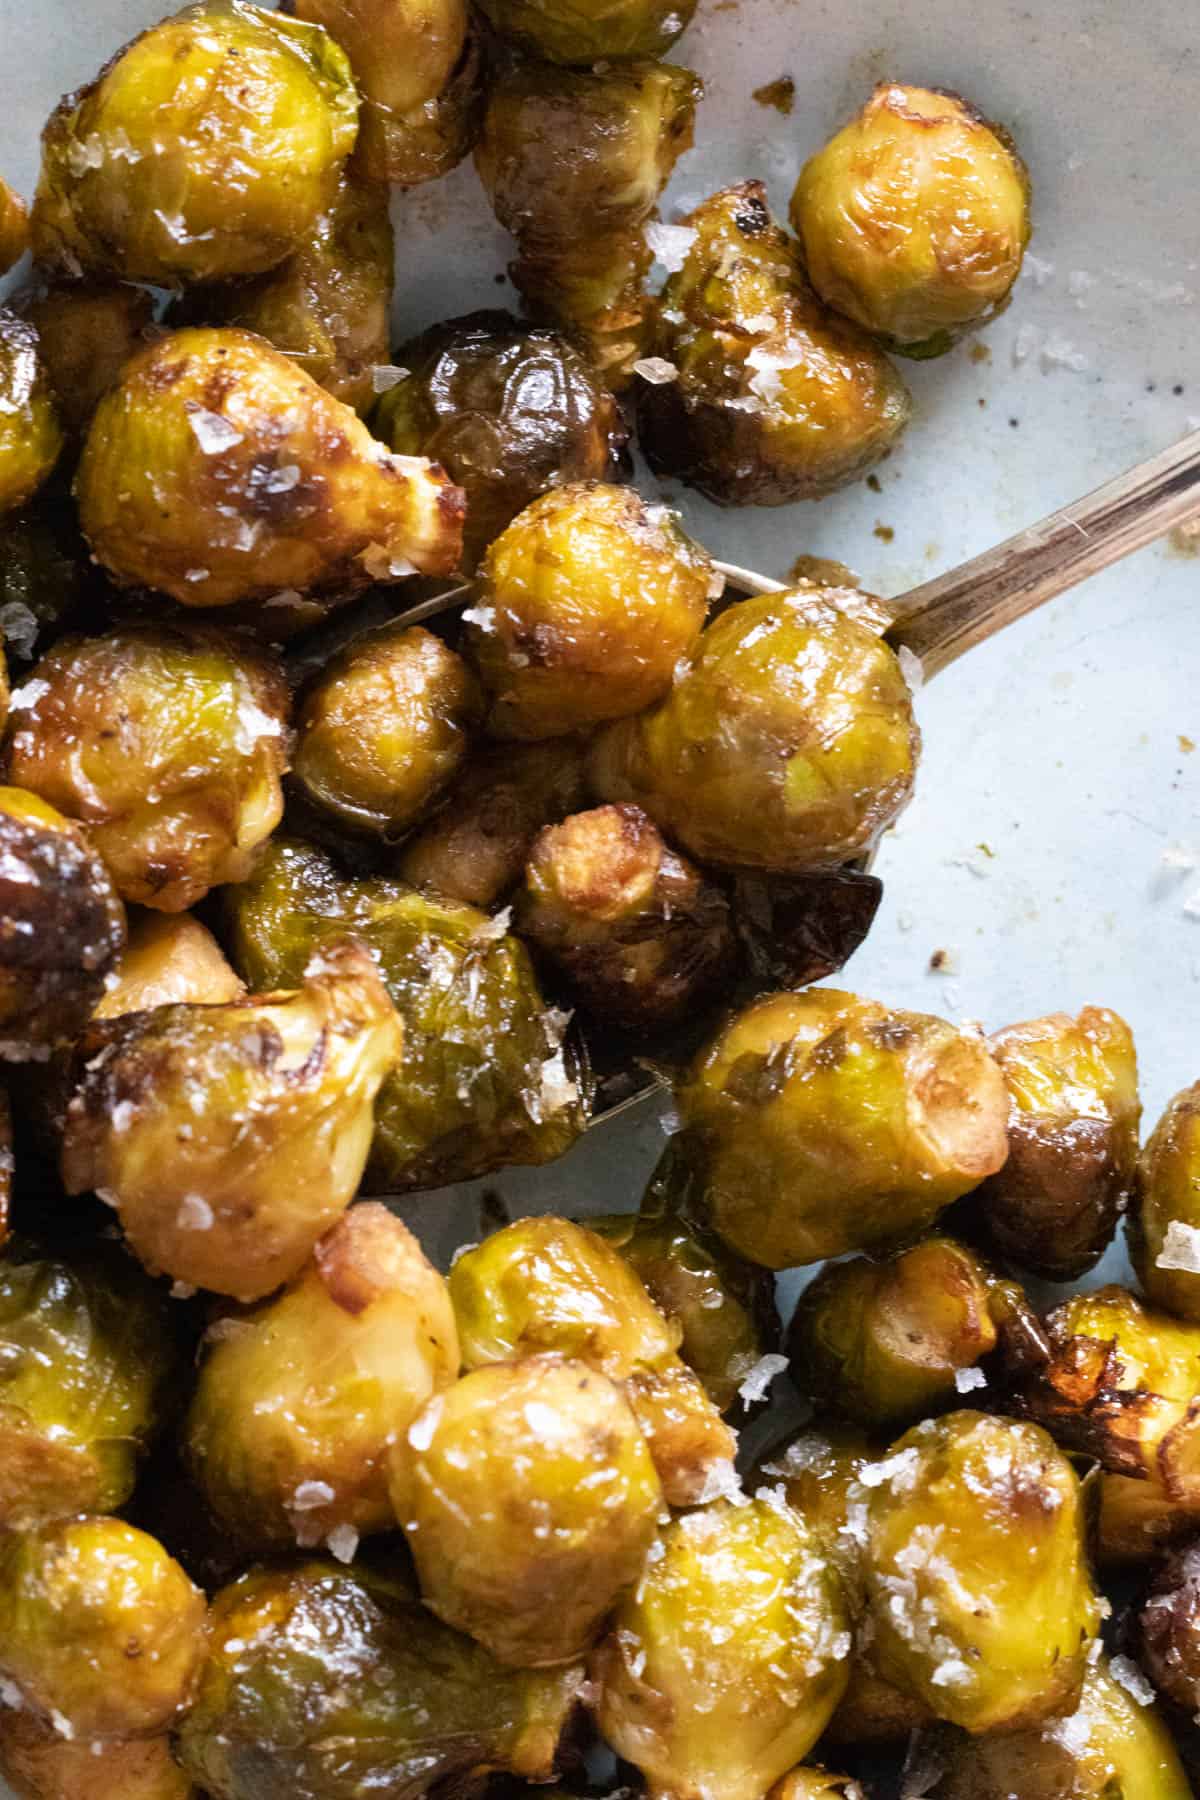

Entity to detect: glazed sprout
[0,1709,198,1800]
[0,178,28,275]
[226,838,586,1190]
[61,938,404,1303]
[589,589,919,872]
[467,483,715,740]
[865,1411,1100,1733]
[395,1355,662,1666]
[177,1559,584,1800]
[478,0,695,62]
[32,0,359,286]
[790,83,1031,357]
[292,623,482,839]
[1131,1081,1200,1320]
[374,310,628,570]
[96,911,244,1018]
[677,988,1009,1269]
[75,327,465,609]
[639,182,911,505]
[186,1204,459,1552]
[18,279,154,442]
[0,315,62,516]
[515,804,736,1033]
[7,626,289,913]
[1139,1540,1200,1713]
[592,1496,851,1800]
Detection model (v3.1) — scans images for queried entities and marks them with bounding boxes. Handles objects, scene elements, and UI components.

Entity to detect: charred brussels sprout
[226,838,586,1189]
[96,911,244,1017]
[177,1559,584,1800]
[0,1710,197,1800]
[32,0,359,286]
[677,988,1009,1269]
[0,178,28,275]
[1139,1540,1200,1713]
[640,182,910,505]
[20,279,154,440]
[468,484,714,740]
[0,315,62,516]
[1131,1081,1200,1320]
[589,590,919,871]
[76,327,465,609]
[478,0,695,62]
[374,311,628,570]
[61,939,404,1302]
[791,83,1031,357]
[516,804,735,1033]
[593,1497,851,1800]
[186,1204,458,1551]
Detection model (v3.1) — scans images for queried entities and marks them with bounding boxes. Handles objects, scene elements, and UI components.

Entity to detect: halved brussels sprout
[187,1203,458,1550]
[0,1709,197,1800]
[96,911,244,1017]
[791,83,1031,357]
[76,327,465,609]
[1139,1540,1200,1713]
[19,278,154,440]
[61,938,404,1302]
[32,0,359,285]
[640,182,910,505]
[0,315,62,516]
[0,178,28,275]
[1131,1081,1200,1320]
[478,0,694,62]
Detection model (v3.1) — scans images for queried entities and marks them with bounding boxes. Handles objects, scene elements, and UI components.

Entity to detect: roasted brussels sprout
[186,1203,458,1551]
[7,626,289,912]
[32,0,359,286]
[1139,1540,1200,1714]
[589,590,919,871]
[374,311,628,570]
[468,484,714,740]
[292,624,481,838]
[0,1710,197,1800]
[516,804,735,1033]
[395,1355,661,1666]
[19,279,155,440]
[677,988,1009,1269]
[0,315,62,516]
[969,1006,1140,1281]
[865,1410,1100,1732]
[76,327,465,609]
[640,182,910,505]
[0,177,28,275]
[61,938,404,1302]
[592,1497,851,1800]
[178,1559,584,1799]
[96,911,244,1017]
[791,83,1031,357]
[226,838,586,1190]
[1131,1081,1200,1320]
[478,0,694,62]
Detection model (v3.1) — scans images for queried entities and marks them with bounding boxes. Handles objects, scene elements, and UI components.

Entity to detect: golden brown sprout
[621,1359,740,1507]
[96,911,244,1018]
[19,279,154,439]
[791,83,1031,356]
[0,315,62,516]
[1131,1081,1200,1320]
[76,327,465,609]
[0,1710,197,1800]
[32,1,359,286]
[0,178,28,276]
[61,938,404,1302]
[677,988,1009,1269]
[7,626,289,913]
[1139,1540,1200,1713]
[468,483,714,740]
[186,1203,458,1550]
[478,0,695,62]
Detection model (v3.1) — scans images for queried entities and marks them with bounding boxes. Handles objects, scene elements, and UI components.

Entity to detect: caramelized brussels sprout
[1131,1081,1200,1320]
[32,0,359,286]
[293,624,481,838]
[478,0,694,61]
[375,311,628,570]
[589,590,919,871]
[0,315,62,515]
[20,279,154,440]
[516,804,735,1032]
[76,327,465,609]
[468,484,713,740]
[7,626,288,912]
[970,1006,1140,1281]
[593,1497,851,1800]
[678,988,1009,1269]
[0,178,28,275]
[226,838,586,1190]
[61,938,404,1302]
[791,83,1031,357]
[0,1710,197,1800]
[640,182,910,505]
[178,1559,584,1799]
[865,1411,1100,1732]
[1138,1540,1200,1712]
[96,911,244,1017]
[187,1204,458,1550]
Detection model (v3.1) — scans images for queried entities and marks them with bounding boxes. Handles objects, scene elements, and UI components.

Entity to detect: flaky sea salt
[186,406,243,454]
[695,1459,744,1504]
[1156,1219,1200,1273]
[290,1481,335,1513]
[8,678,48,712]
[326,1525,360,1564]
[633,356,679,384]
[737,1352,789,1405]
[1040,333,1090,374]
[470,907,512,946]
[1013,322,1040,364]
[859,1448,920,1490]
[176,1194,214,1232]
[954,1365,987,1394]
[371,364,410,393]
[898,644,924,691]
[1110,1655,1156,1706]
[645,220,698,271]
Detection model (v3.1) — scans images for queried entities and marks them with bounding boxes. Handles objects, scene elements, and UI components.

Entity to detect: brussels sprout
[1138,1540,1200,1713]
[640,182,911,505]
[375,311,628,570]
[0,1710,197,1800]
[865,1410,1100,1733]
[0,178,28,275]
[6,626,289,912]
[592,1497,851,1800]
[621,1359,741,1507]
[76,327,465,609]
[19,279,154,440]
[61,938,404,1302]
[589,590,919,872]
[0,315,62,517]
[1131,1081,1200,1320]
[187,1203,459,1551]
[292,623,481,838]
[1097,1471,1200,1567]
[478,0,694,62]
[96,911,244,1018]
[791,83,1031,357]
[677,988,1009,1269]
[970,1006,1140,1281]
[226,838,586,1190]
[32,0,359,286]
[467,484,714,741]
[177,1558,584,1799]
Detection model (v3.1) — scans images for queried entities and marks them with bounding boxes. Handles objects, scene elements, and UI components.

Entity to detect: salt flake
[371,365,410,393]
[645,220,698,272]
[186,406,244,454]
[1156,1219,1200,1273]
[954,1365,987,1394]
[1110,1654,1156,1706]
[737,1352,789,1405]
[633,356,679,385]
[326,1524,360,1563]
[290,1481,335,1513]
